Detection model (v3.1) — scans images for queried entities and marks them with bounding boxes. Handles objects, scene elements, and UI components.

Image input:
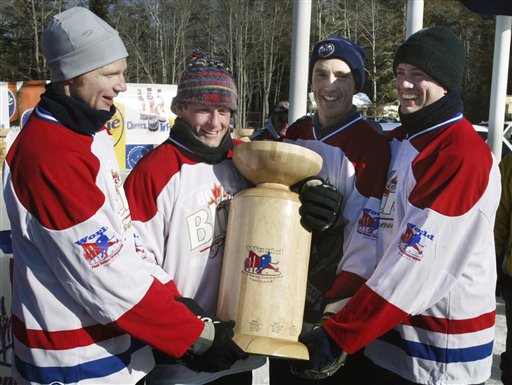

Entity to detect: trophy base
[234,333,309,360]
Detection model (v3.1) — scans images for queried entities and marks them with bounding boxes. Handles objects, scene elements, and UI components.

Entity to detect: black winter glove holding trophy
[295,177,345,312]
[296,176,343,232]
[153,297,248,373]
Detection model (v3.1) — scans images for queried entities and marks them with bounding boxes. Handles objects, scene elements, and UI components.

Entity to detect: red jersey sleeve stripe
[12,315,124,350]
[324,284,409,354]
[324,270,366,299]
[404,310,495,334]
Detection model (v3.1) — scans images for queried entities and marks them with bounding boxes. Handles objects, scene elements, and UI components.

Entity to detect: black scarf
[169,117,234,164]
[39,83,115,136]
[399,89,463,137]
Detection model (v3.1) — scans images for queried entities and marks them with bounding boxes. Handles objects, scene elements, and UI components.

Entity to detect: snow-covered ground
[252,297,507,385]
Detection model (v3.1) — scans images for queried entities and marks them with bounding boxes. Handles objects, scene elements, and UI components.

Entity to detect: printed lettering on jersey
[398,223,434,261]
[133,232,148,260]
[75,227,123,268]
[242,246,282,282]
[357,208,379,239]
[112,169,131,231]
[208,183,230,206]
[187,183,233,253]
[380,170,397,229]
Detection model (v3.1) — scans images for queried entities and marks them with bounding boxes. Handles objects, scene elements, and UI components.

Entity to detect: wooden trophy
[217,141,322,360]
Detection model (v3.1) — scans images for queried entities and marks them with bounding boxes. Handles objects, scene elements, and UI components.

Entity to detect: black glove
[291,326,347,380]
[296,177,343,232]
[180,320,249,372]
[305,225,344,310]
[174,297,249,373]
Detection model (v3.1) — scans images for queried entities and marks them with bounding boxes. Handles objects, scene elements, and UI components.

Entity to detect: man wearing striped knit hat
[124,49,266,385]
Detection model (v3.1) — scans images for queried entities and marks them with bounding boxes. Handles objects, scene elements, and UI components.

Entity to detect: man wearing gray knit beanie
[4,7,247,385]
[294,26,499,385]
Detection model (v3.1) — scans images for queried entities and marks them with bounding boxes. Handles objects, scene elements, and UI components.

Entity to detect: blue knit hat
[309,36,367,93]
[171,49,238,113]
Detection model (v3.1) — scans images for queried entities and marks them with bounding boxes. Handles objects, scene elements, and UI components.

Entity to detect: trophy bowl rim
[233,141,323,186]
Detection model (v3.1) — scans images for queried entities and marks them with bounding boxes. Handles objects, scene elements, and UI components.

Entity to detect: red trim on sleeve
[325,121,390,199]
[6,117,105,230]
[409,121,492,216]
[12,315,125,350]
[324,270,366,299]
[323,284,409,354]
[115,278,204,358]
[404,310,495,334]
[124,141,195,222]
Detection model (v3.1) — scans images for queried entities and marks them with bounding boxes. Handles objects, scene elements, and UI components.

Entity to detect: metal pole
[488,15,512,160]
[289,0,312,124]
[406,0,424,38]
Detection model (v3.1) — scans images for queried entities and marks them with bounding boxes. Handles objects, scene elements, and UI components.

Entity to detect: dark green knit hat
[393,26,465,91]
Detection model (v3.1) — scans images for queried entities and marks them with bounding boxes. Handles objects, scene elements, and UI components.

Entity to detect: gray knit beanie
[42,7,128,82]
[393,26,465,91]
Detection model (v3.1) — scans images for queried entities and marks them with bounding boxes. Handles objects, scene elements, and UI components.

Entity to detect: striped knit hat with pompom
[171,49,238,113]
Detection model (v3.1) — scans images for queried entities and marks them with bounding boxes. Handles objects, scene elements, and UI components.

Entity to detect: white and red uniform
[285,113,390,298]
[324,114,500,384]
[3,104,204,385]
[123,138,266,384]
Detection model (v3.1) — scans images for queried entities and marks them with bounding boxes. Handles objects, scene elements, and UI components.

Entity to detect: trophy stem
[256,182,291,192]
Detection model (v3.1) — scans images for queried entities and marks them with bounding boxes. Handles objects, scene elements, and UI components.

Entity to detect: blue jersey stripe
[15,337,146,384]
[379,329,494,363]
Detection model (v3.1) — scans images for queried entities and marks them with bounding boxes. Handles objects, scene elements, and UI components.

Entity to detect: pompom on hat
[171,49,238,113]
[393,26,465,91]
[309,36,367,93]
[41,7,128,82]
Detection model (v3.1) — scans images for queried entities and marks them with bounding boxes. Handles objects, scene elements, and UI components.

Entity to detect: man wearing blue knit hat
[269,36,391,384]
[292,26,499,385]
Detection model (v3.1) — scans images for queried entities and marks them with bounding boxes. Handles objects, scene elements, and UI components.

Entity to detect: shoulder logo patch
[75,227,123,268]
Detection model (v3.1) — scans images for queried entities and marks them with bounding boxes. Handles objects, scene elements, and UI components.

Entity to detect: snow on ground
[252,297,507,385]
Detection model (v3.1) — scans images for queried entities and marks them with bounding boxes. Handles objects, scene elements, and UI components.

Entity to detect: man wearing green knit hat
[292,26,499,385]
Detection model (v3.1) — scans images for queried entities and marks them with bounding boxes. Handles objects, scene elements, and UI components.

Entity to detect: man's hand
[291,327,347,380]
[180,320,249,372]
[296,177,343,232]
[175,297,249,372]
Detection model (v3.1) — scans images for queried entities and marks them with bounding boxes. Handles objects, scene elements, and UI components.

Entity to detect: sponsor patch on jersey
[380,170,397,226]
[357,208,379,239]
[242,246,282,280]
[398,223,434,261]
[133,232,148,260]
[208,183,231,207]
[75,227,123,268]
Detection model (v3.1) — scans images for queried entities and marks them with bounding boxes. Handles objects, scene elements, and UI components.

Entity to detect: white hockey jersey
[124,138,266,384]
[3,105,204,385]
[285,114,390,299]
[324,115,500,384]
